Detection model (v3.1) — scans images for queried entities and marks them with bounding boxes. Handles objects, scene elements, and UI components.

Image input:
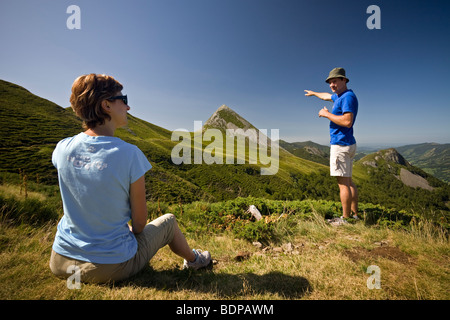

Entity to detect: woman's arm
[129,175,148,234]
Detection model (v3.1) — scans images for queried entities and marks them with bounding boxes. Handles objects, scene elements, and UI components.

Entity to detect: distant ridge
[396,143,450,183]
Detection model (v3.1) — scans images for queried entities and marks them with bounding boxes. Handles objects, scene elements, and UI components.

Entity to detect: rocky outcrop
[382,148,409,166]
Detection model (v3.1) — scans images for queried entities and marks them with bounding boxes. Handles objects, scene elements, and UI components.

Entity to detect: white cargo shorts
[330,144,356,177]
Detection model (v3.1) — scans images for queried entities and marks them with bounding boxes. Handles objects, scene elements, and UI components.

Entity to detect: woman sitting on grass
[49,74,211,284]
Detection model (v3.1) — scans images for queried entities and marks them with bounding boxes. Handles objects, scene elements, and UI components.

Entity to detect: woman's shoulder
[114,138,140,151]
[111,139,148,161]
[55,133,82,147]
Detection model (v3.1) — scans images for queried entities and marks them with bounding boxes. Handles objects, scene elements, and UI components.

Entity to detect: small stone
[252,241,263,248]
[282,242,293,252]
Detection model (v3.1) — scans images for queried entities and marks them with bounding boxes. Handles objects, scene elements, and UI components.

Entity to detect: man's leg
[349,179,358,216]
[337,177,358,218]
[337,176,352,218]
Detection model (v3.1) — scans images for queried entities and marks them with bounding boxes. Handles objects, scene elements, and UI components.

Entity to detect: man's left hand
[319,106,329,118]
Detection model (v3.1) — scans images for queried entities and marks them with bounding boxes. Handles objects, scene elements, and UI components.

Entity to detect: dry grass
[0,183,47,201]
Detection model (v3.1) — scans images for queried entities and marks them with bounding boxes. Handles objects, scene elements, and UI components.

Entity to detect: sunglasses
[108,95,128,105]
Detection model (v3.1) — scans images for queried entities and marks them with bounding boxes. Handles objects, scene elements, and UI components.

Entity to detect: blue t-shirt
[52,132,152,264]
[330,89,358,146]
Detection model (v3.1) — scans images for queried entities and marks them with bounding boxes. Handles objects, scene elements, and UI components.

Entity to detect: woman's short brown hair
[70,74,123,129]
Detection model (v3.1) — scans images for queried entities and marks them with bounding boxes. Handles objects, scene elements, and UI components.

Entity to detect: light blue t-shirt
[330,89,358,146]
[52,132,152,264]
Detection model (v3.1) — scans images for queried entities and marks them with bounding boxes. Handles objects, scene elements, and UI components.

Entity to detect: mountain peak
[203,104,256,132]
[217,104,232,111]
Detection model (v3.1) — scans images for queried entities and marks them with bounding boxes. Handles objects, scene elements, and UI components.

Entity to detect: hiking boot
[183,249,212,270]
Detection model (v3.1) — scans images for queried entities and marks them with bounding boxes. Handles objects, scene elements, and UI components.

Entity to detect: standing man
[305,67,359,221]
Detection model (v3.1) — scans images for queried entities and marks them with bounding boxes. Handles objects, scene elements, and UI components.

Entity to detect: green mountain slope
[0,80,333,204]
[202,104,328,171]
[1,79,449,218]
[0,80,81,183]
[120,104,331,203]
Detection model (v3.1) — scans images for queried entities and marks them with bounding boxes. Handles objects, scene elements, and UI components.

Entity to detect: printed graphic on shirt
[67,154,108,171]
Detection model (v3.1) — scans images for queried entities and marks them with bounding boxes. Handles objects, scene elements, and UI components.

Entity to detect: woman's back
[52,132,151,263]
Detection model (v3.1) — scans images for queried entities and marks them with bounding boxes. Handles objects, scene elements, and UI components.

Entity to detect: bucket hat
[325,67,349,83]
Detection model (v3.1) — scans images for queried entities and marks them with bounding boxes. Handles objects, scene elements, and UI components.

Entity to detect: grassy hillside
[0,79,333,204]
[115,114,332,203]
[0,184,448,300]
[0,80,81,183]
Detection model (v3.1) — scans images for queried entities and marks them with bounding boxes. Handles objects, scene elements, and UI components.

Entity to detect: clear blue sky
[1,0,449,146]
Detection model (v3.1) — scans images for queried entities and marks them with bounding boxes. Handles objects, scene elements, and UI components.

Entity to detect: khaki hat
[325,67,349,83]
